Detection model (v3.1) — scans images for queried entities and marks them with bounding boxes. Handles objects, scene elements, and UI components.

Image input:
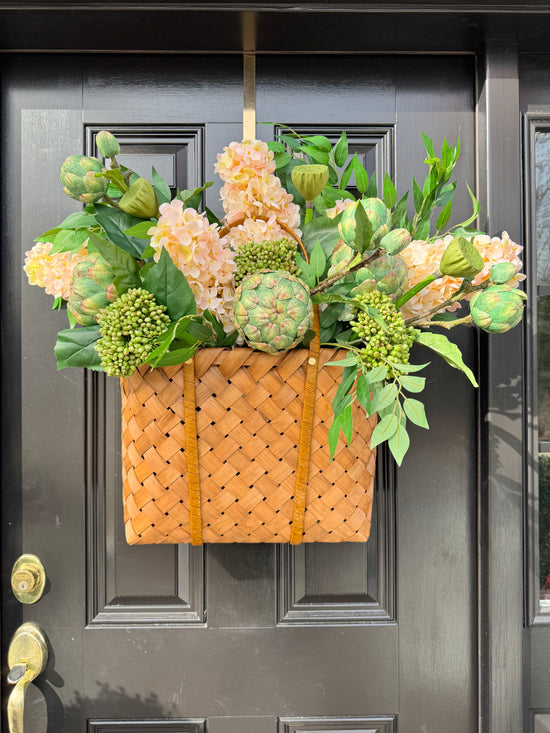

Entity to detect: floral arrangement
[25,129,525,465]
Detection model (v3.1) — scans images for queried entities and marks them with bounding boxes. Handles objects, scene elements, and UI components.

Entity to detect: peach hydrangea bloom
[223,214,292,250]
[215,140,276,183]
[148,200,236,331]
[24,241,89,300]
[470,230,525,290]
[399,236,463,320]
[325,198,355,219]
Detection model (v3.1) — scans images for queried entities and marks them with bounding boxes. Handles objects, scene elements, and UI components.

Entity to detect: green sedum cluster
[234,238,299,284]
[350,290,417,374]
[96,288,171,377]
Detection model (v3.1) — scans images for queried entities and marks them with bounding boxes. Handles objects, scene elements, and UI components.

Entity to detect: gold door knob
[7,623,48,733]
[11,555,46,604]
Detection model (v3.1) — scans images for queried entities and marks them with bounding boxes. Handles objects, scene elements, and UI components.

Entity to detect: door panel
[2,53,476,732]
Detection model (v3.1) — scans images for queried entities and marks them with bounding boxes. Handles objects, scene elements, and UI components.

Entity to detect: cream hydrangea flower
[24,241,89,300]
[399,236,463,320]
[215,140,276,183]
[325,198,355,219]
[148,200,236,331]
[470,230,525,290]
[223,215,292,250]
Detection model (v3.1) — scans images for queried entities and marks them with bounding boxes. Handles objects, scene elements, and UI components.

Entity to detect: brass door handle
[7,623,48,733]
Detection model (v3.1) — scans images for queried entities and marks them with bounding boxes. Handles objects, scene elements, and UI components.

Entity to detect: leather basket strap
[290,305,321,545]
[182,358,204,545]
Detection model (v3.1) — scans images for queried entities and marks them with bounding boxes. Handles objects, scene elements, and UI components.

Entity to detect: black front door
[2,52,478,732]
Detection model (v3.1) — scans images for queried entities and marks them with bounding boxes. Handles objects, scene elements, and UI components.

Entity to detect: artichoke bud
[439,236,483,278]
[96,131,121,159]
[68,253,117,326]
[118,178,158,218]
[60,155,108,203]
[490,261,518,285]
[327,240,355,278]
[469,285,525,334]
[351,253,408,300]
[291,164,329,202]
[379,227,411,255]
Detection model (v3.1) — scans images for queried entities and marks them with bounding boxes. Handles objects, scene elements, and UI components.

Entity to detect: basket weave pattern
[121,348,377,544]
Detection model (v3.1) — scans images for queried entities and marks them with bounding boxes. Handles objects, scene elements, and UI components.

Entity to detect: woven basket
[121,347,377,545]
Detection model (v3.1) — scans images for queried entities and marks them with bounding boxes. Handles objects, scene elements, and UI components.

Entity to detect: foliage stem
[394,271,440,309]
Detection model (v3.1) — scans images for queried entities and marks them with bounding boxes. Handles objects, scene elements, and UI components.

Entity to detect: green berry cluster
[96,288,171,377]
[351,290,417,374]
[234,238,299,284]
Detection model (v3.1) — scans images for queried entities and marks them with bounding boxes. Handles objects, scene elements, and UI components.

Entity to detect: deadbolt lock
[11,555,46,604]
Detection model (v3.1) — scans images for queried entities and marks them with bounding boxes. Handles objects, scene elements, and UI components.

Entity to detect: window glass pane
[536,132,550,284]
[538,296,550,442]
[540,454,550,613]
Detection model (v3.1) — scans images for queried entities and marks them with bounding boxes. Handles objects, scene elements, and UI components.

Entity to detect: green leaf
[371,382,398,413]
[94,204,147,258]
[356,373,372,415]
[151,166,172,205]
[383,173,397,209]
[370,413,399,449]
[436,199,453,232]
[414,331,478,387]
[54,325,103,370]
[354,158,369,195]
[279,134,302,152]
[421,132,436,159]
[302,214,341,258]
[274,151,291,169]
[176,182,213,210]
[365,364,387,383]
[142,247,196,321]
[124,221,154,238]
[328,415,342,459]
[57,211,97,230]
[412,177,423,213]
[332,365,357,416]
[388,418,410,466]
[459,182,481,229]
[403,397,429,429]
[366,171,378,199]
[399,375,426,393]
[310,241,327,279]
[303,134,332,152]
[415,218,431,241]
[49,229,90,255]
[333,131,348,168]
[325,355,358,367]
[204,207,223,227]
[267,141,286,153]
[386,360,429,373]
[340,153,357,190]
[392,192,410,230]
[87,231,141,294]
[186,319,215,342]
[340,404,353,444]
[296,255,316,289]
[354,201,373,253]
[153,346,197,367]
[300,145,330,165]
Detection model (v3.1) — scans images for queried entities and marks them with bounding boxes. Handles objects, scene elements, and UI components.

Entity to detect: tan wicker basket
[121,347,377,545]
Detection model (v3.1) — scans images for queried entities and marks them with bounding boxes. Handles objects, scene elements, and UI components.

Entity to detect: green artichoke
[118,178,158,219]
[68,253,117,326]
[96,131,120,159]
[327,240,355,278]
[339,198,392,249]
[379,227,412,255]
[351,253,408,300]
[60,155,108,203]
[234,238,299,284]
[233,270,314,354]
[469,285,526,334]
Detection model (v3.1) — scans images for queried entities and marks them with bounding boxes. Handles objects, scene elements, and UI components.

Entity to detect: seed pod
[291,164,329,202]
[379,227,412,255]
[490,261,518,285]
[118,178,159,219]
[96,131,121,159]
[439,236,483,278]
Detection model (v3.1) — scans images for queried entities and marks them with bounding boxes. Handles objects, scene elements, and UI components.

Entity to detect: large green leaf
[302,215,341,257]
[49,229,90,255]
[333,131,348,167]
[403,397,429,428]
[57,211,98,230]
[388,417,410,466]
[94,204,148,258]
[414,331,478,387]
[370,413,399,449]
[142,247,196,321]
[152,166,172,205]
[54,325,103,370]
[87,231,141,294]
